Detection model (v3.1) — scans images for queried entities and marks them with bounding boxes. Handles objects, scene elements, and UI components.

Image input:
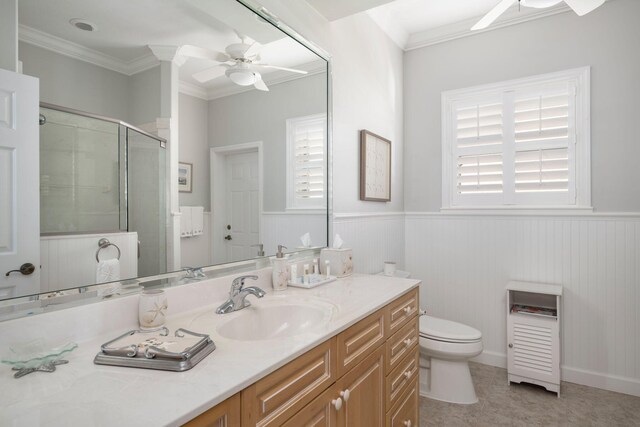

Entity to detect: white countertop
[0,274,419,426]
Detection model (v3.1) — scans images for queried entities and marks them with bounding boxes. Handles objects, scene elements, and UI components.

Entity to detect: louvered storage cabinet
[506,281,562,395]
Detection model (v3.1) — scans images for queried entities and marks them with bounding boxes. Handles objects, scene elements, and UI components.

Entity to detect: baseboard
[561,365,640,397]
[471,350,506,369]
[472,350,640,397]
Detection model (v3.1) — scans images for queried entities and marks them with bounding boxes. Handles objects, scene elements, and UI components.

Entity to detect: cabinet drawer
[336,308,386,377]
[386,316,419,374]
[386,288,419,337]
[242,339,337,427]
[386,378,418,427]
[386,349,419,410]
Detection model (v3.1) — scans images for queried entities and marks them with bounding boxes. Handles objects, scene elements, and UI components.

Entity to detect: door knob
[5,263,36,277]
[224,235,232,241]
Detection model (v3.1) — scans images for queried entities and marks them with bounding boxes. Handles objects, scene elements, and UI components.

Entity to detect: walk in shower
[39,104,167,278]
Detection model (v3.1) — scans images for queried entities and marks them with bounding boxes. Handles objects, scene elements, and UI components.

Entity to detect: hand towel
[96,258,120,284]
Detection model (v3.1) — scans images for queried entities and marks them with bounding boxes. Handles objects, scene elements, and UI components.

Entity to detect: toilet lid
[419,315,482,342]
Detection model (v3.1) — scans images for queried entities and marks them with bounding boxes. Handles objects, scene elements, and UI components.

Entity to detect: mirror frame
[0,0,332,319]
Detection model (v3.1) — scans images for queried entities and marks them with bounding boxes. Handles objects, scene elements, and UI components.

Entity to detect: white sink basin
[192,296,336,341]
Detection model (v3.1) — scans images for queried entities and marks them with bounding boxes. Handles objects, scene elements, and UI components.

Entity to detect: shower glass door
[127,128,167,277]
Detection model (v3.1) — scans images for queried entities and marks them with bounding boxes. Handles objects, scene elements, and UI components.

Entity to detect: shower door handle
[137,240,141,259]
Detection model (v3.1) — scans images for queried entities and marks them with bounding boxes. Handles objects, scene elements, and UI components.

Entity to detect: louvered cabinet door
[507,314,560,388]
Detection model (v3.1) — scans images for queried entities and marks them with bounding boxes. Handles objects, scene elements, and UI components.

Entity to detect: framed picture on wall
[360,130,391,202]
[178,162,193,193]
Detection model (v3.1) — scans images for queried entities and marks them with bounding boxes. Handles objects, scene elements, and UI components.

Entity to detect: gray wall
[128,66,161,126]
[404,0,640,212]
[179,93,210,208]
[208,72,327,212]
[0,0,18,71]
[19,42,161,126]
[19,42,130,120]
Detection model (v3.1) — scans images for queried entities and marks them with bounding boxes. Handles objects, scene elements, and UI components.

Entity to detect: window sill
[439,206,594,216]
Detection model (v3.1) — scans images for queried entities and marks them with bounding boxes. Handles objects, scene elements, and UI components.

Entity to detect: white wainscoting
[181,212,212,268]
[405,212,640,397]
[40,232,138,293]
[333,213,405,274]
[262,211,327,255]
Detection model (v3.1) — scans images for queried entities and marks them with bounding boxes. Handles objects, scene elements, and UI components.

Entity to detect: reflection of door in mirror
[225,151,259,263]
[0,69,40,300]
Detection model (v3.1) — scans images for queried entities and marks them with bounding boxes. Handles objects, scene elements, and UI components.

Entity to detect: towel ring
[96,238,121,263]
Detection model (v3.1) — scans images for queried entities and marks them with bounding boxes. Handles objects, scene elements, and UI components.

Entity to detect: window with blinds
[286,114,327,209]
[443,68,590,208]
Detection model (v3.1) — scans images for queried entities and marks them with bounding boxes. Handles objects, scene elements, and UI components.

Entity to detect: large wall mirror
[0,0,329,306]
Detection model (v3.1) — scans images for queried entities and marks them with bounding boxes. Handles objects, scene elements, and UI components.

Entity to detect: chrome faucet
[182,266,206,280]
[216,275,265,314]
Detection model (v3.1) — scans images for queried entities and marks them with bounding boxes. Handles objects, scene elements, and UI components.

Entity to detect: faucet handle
[231,275,259,292]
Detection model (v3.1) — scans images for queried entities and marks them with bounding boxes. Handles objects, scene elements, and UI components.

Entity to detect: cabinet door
[335,345,385,427]
[507,314,560,386]
[282,384,340,427]
[184,393,241,427]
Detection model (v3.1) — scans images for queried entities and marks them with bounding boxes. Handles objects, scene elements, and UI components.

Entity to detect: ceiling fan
[179,33,308,92]
[471,0,606,31]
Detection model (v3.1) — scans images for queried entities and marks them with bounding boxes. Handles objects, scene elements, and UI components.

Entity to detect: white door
[224,151,259,262]
[0,68,40,299]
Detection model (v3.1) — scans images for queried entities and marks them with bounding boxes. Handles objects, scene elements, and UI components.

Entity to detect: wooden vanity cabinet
[185,287,420,427]
[183,393,241,427]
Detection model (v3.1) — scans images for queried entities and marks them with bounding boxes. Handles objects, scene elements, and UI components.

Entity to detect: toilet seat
[419,315,482,343]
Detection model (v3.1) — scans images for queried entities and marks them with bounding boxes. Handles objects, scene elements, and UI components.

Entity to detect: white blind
[294,126,324,199]
[454,101,504,197]
[447,78,579,206]
[287,114,326,209]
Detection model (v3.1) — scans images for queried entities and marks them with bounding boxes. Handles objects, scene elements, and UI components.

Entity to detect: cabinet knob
[404,339,412,347]
[404,370,412,379]
[340,389,350,402]
[404,420,412,427]
[403,306,411,314]
[331,397,343,411]
[508,343,513,348]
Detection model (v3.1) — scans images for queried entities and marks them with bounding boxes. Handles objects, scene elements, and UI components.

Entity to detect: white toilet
[418,315,483,404]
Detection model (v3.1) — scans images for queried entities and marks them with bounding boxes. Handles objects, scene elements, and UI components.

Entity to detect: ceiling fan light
[226,69,256,86]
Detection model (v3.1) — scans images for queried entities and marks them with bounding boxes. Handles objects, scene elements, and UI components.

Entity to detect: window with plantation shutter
[442,68,591,209]
[286,113,327,209]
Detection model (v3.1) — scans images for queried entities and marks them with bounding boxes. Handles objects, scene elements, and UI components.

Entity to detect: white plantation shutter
[286,114,326,209]
[444,68,589,208]
[452,98,505,205]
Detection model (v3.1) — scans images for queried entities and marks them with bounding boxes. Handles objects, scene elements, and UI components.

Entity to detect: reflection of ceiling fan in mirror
[180,32,308,91]
[472,0,606,30]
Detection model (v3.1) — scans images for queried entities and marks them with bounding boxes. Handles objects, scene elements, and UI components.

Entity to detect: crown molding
[404,4,573,51]
[179,80,209,100]
[19,25,159,76]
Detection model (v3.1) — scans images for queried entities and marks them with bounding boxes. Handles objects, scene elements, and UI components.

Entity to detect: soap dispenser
[272,245,289,291]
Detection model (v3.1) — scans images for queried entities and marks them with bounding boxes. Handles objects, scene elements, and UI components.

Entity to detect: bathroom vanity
[0,273,420,426]
[187,287,420,427]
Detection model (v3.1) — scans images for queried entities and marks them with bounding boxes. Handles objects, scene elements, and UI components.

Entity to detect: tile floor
[419,362,640,426]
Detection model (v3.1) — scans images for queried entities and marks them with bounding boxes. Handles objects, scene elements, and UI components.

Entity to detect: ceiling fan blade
[180,45,230,63]
[254,74,269,92]
[252,64,308,75]
[471,0,517,31]
[564,0,605,16]
[192,64,229,83]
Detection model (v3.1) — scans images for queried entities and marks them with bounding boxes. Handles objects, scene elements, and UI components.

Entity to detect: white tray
[288,275,336,289]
